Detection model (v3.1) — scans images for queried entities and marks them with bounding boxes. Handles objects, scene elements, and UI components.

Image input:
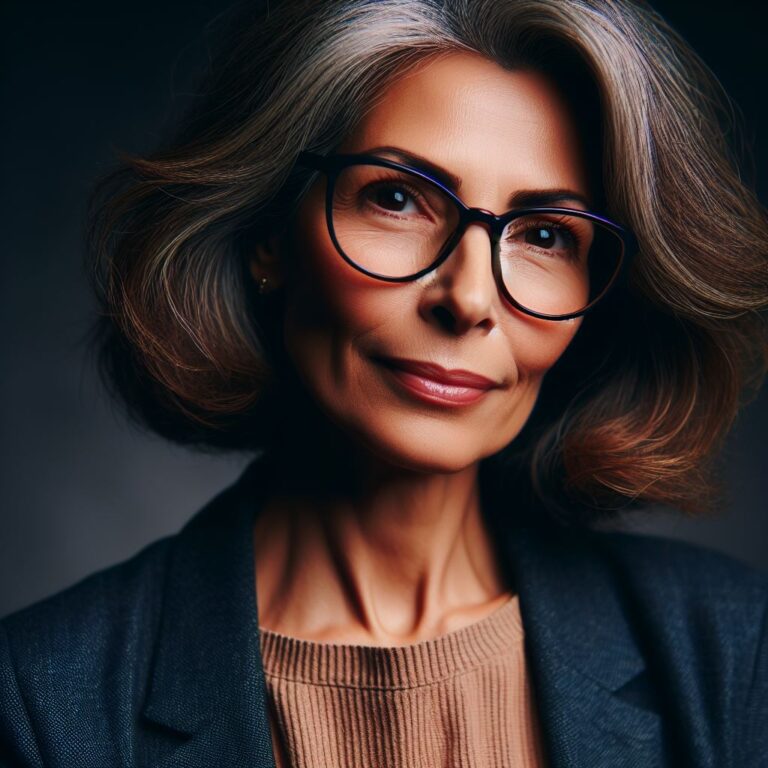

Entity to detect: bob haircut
[86,0,768,525]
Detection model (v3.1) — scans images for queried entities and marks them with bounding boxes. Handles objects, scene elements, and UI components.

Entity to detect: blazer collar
[142,455,661,767]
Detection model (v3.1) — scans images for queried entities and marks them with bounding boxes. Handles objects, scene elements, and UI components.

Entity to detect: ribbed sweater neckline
[258,592,522,690]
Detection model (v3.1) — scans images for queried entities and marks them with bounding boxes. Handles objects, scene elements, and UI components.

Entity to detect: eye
[503,215,585,263]
[524,225,574,250]
[364,182,422,216]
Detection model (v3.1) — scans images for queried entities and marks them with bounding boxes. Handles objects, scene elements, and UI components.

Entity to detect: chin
[289,356,539,475]
[338,410,523,476]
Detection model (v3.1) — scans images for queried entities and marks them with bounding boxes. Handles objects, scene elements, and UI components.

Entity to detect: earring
[258,276,269,294]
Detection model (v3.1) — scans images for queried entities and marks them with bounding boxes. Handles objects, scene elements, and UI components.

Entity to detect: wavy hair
[85,0,768,524]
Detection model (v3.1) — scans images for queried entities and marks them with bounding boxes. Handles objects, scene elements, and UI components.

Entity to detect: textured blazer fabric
[1,456,767,768]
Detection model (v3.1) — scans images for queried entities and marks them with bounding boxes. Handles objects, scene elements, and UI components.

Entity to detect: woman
[1,0,766,766]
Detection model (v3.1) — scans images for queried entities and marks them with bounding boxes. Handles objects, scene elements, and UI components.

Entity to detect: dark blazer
[1,455,766,768]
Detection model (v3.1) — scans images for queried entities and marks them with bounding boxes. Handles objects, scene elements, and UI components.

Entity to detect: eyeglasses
[296,151,637,321]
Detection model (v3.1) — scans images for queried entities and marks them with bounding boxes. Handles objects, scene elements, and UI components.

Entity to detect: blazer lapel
[140,463,278,768]
[502,523,664,767]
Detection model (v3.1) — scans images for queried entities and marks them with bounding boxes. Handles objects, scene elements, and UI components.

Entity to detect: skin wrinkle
[251,51,588,645]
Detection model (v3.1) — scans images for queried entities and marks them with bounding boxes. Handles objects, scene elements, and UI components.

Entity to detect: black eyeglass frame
[296,150,638,321]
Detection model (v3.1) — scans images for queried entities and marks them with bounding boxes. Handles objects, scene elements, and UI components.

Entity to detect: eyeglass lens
[330,163,623,317]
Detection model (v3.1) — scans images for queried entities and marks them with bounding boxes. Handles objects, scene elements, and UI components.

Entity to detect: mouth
[372,356,500,407]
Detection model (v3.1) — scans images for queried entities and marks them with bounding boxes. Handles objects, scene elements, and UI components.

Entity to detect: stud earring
[258,276,269,294]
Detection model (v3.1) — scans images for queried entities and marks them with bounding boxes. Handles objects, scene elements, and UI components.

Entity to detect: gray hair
[87,0,768,518]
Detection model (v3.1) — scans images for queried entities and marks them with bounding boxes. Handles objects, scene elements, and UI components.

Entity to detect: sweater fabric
[258,592,545,767]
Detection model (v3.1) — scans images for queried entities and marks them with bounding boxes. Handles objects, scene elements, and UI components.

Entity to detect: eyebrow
[363,145,593,210]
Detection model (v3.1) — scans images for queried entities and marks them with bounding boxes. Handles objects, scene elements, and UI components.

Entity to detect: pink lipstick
[374,356,500,407]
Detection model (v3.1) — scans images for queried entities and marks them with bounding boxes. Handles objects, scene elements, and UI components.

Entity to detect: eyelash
[512,217,582,246]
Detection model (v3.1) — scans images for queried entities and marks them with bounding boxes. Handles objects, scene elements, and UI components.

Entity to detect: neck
[251,382,512,645]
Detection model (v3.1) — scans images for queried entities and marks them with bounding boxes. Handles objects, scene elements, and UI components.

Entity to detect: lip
[375,357,501,389]
[373,356,501,407]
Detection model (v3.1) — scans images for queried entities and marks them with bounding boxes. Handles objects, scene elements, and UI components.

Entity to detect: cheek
[480,318,580,454]
[289,192,374,320]
[281,204,395,389]
[491,314,581,434]
[511,317,582,379]
[287,182,426,340]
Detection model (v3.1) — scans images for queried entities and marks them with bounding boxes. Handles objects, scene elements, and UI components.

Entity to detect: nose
[418,221,498,336]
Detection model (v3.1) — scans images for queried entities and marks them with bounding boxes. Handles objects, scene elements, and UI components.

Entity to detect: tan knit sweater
[258,593,546,767]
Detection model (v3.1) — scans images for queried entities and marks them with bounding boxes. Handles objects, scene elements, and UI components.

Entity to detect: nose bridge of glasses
[453,207,502,249]
[441,209,500,286]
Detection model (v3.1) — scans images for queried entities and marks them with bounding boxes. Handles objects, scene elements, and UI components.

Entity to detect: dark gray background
[2,1,766,618]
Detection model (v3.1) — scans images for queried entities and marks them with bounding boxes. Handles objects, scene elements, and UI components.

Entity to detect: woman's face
[261,51,591,473]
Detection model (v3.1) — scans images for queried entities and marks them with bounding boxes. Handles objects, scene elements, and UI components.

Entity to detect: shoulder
[583,528,768,644]
[0,531,174,694]
[522,521,768,619]
[1,528,173,634]
[590,527,768,606]
[0,473,248,766]
[521,523,768,661]
[0,470,243,655]
[0,533,175,766]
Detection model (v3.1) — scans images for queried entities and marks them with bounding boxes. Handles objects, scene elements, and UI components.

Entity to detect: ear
[249,230,285,290]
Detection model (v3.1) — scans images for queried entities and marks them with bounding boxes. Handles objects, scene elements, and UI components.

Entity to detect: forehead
[338,51,590,206]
